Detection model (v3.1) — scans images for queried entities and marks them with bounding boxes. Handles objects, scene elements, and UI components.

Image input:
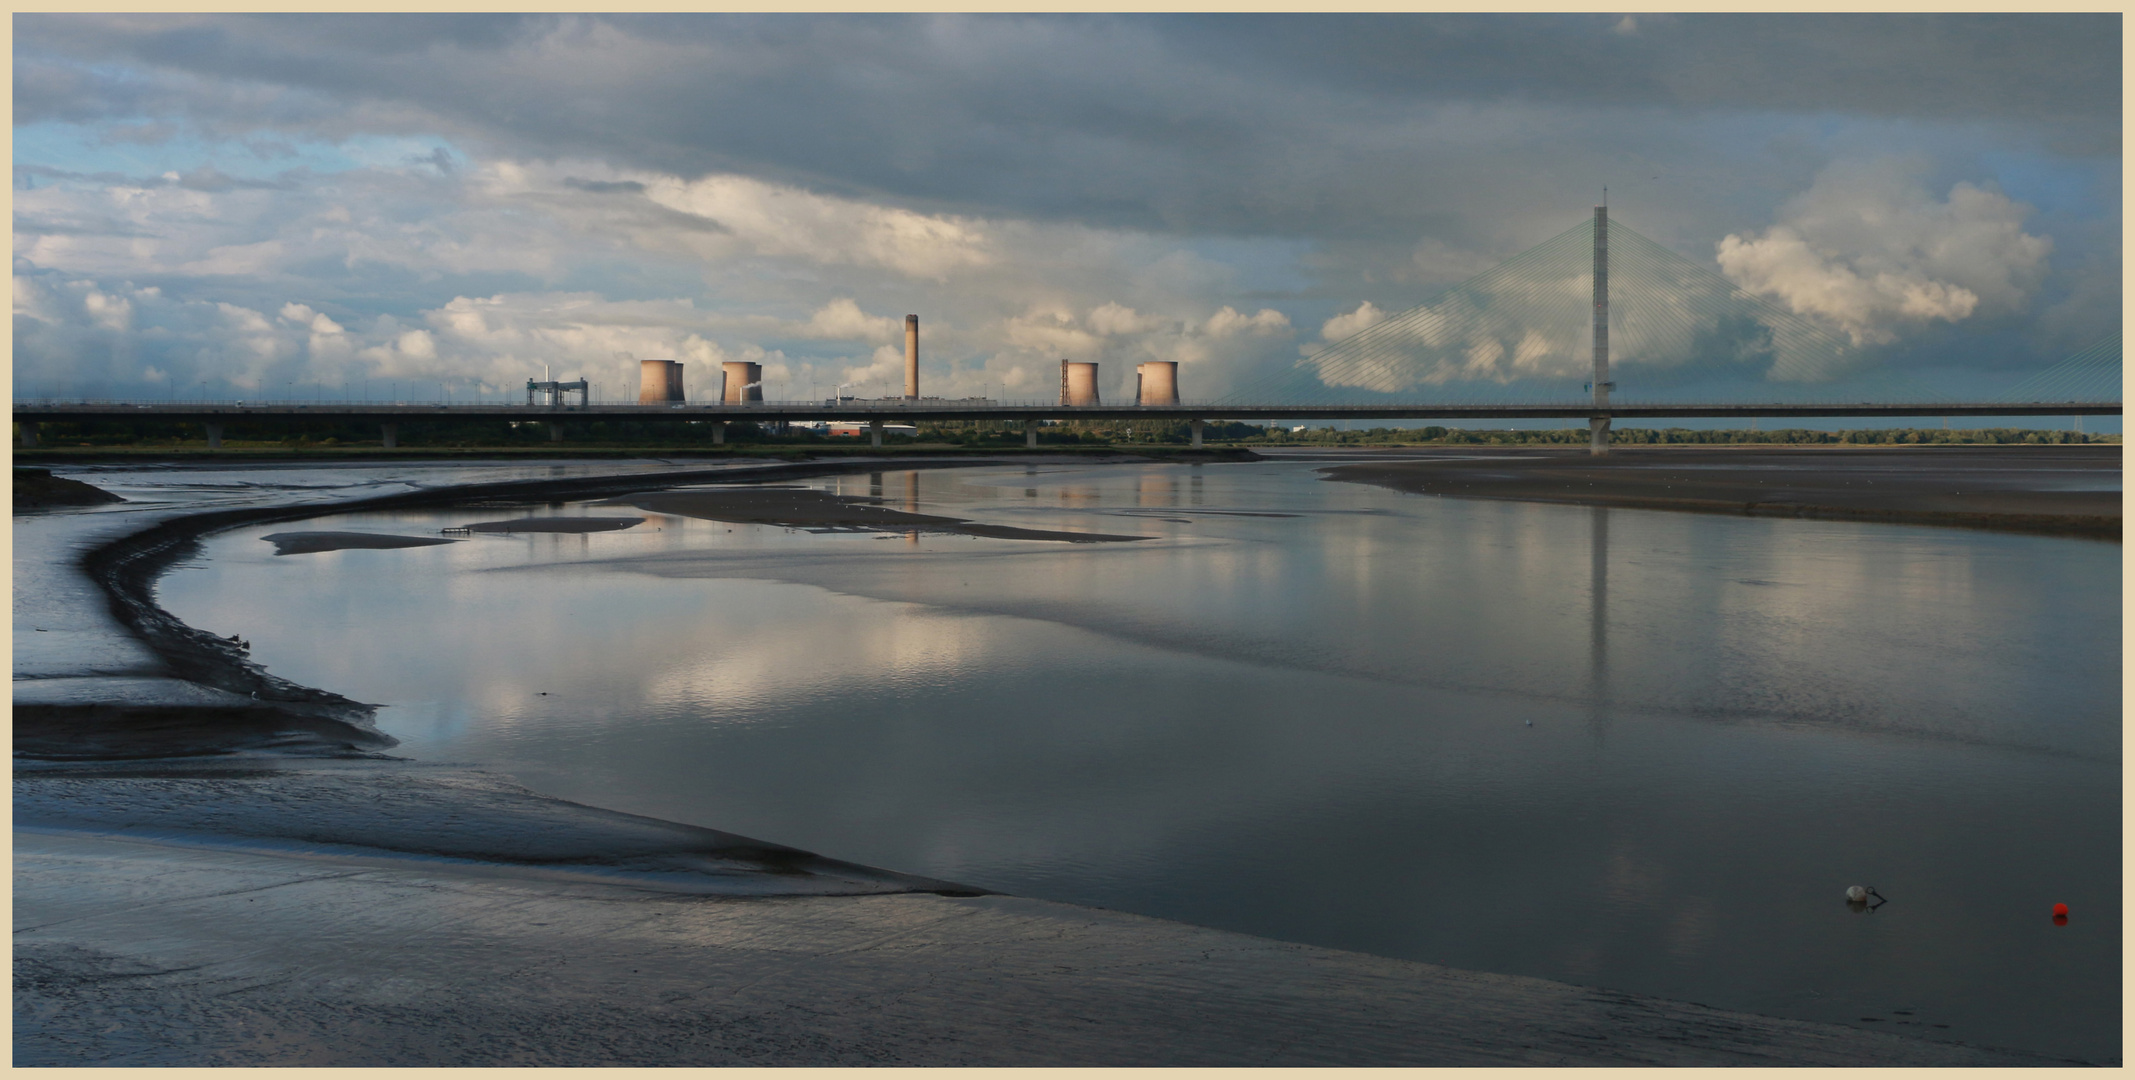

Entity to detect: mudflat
[623,486,1149,542]
[260,531,461,555]
[14,467,123,511]
[1324,446,2120,538]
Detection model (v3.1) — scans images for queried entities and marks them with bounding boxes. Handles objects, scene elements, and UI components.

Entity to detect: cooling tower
[722,361,764,403]
[1061,361,1101,406]
[904,315,920,400]
[1136,361,1179,405]
[638,359,682,404]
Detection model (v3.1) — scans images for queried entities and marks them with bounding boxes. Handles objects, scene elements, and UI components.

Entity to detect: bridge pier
[205,423,223,450]
[870,419,884,448]
[1025,419,1038,449]
[381,422,398,449]
[548,422,564,443]
[1589,416,1611,456]
[712,422,726,445]
[1190,419,1205,448]
[18,422,38,449]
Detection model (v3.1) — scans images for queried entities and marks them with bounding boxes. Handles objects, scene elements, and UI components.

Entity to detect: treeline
[16,416,2117,450]
[1242,425,2119,446]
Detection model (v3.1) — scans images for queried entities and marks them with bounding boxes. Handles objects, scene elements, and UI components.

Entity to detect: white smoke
[1717,159,2052,346]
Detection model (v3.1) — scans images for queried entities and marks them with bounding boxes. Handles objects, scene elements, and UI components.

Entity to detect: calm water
[159,456,2121,1060]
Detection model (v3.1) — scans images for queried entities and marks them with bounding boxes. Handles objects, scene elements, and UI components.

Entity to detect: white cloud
[794,298,901,342]
[1717,159,2052,345]
[1319,301,1386,344]
[1087,301,1167,336]
[1202,305,1290,338]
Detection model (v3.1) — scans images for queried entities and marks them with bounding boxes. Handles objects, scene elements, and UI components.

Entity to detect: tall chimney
[904,315,920,400]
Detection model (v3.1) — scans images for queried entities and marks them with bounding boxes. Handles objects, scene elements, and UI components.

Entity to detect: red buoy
[2053,903,2070,917]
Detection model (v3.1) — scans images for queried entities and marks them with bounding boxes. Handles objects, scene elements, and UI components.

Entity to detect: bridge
[13,207,2118,451]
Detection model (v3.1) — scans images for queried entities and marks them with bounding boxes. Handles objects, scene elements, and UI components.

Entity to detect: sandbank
[1323,445,2120,538]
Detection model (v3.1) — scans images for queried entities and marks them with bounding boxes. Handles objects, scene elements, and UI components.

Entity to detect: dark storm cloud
[14,13,2119,245]
[1152,15,2118,123]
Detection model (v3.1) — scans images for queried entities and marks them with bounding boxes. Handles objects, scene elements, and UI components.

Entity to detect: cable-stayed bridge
[13,208,2119,451]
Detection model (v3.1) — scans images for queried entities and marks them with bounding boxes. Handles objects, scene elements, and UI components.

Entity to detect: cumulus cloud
[1201,305,1289,338]
[1717,160,2053,345]
[1318,301,1386,344]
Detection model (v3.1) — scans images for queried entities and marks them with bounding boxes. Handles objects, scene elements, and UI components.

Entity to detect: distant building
[825,422,919,438]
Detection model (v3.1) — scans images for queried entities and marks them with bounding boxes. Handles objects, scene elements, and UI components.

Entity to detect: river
[153,452,2121,1060]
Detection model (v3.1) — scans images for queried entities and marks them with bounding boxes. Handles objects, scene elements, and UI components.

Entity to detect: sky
[11,14,2122,406]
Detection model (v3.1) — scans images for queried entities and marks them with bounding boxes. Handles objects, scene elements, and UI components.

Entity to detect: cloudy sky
[12,14,2121,404]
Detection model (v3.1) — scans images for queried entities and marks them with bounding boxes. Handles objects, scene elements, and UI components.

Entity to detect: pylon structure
[1590,201,1610,455]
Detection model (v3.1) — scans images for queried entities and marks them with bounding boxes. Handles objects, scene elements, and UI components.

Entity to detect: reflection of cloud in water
[642,595,1014,718]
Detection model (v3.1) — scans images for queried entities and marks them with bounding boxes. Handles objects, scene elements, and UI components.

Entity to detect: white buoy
[1846,885,1867,903]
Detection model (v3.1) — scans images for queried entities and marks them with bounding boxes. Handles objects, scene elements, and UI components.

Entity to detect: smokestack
[904,314,920,400]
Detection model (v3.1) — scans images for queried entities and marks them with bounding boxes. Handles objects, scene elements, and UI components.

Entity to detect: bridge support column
[712,422,726,445]
[548,422,564,443]
[205,423,223,450]
[1025,419,1038,448]
[18,423,38,449]
[1190,419,1205,448]
[381,422,398,449]
[1588,416,1611,456]
[870,419,884,448]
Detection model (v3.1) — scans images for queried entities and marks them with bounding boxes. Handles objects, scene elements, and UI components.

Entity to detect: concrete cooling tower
[1135,361,1179,405]
[638,360,684,404]
[1060,361,1101,406]
[722,361,764,403]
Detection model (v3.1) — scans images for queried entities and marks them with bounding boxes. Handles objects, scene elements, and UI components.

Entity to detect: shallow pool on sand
[158,457,2122,1061]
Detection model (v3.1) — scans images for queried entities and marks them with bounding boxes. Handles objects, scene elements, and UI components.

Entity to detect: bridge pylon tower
[1590,200,1611,455]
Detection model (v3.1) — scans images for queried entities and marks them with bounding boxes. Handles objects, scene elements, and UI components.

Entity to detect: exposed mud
[14,467,125,511]
[14,760,986,896]
[15,704,397,760]
[261,531,461,555]
[1324,446,2121,539]
[625,488,1149,542]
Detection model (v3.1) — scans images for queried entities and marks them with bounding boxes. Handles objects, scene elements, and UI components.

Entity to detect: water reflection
[155,460,2122,1062]
[1590,505,1609,724]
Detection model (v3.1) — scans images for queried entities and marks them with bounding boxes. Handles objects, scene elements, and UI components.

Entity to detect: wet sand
[17,827,2067,1066]
[261,531,461,555]
[1324,446,2120,538]
[625,487,1149,543]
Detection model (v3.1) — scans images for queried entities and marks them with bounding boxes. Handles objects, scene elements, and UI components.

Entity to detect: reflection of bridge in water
[13,207,2118,452]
